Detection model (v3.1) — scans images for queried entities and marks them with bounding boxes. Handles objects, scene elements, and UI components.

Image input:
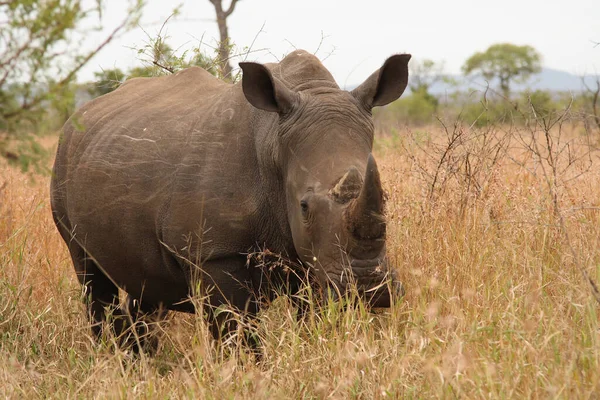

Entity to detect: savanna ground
[2,111,600,398]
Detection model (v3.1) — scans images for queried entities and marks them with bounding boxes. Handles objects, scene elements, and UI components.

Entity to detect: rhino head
[239,52,411,307]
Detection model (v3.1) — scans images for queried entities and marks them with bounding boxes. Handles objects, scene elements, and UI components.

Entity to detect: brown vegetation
[1,115,600,397]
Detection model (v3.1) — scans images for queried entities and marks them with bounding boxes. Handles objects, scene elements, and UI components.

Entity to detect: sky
[78,0,599,87]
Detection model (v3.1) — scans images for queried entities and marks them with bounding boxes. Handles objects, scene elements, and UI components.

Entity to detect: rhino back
[52,67,268,301]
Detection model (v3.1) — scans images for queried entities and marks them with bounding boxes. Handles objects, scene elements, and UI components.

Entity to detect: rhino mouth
[324,257,404,308]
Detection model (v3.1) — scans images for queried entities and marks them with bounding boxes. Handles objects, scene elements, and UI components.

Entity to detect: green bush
[457,100,517,127]
[88,69,126,98]
[375,90,437,128]
[519,90,556,119]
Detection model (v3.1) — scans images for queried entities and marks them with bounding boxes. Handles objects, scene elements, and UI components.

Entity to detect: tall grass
[1,115,600,398]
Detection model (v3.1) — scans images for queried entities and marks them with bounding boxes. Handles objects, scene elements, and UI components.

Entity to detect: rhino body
[51,50,410,348]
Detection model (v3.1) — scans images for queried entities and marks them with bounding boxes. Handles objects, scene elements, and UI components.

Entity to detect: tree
[128,37,218,80]
[208,0,240,81]
[462,43,542,98]
[408,59,446,110]
[130,16,219,79]
[0,0,143,164]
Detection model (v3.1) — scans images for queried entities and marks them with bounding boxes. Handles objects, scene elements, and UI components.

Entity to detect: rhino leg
[65,242,129,342]
[53,212,142,349]
[73,248,166,353]
[51,213,122,341]
[198,257,261,349]
[251,266,309,322]
[57,233,149,350]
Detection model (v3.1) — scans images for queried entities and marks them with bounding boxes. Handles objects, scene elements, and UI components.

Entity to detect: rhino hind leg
[51,209,164,352]
[51,212,120,342]
[77,256,166,353]
[62,238,158,352]
[67,244,129,343]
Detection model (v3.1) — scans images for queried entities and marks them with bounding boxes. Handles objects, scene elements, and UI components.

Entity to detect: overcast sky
[79,0,599,87]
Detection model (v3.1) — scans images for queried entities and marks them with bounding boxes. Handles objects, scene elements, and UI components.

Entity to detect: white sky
[79,0,599,86]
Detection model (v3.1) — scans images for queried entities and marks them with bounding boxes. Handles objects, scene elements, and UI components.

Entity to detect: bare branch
[224,0,240,17]
[241,22,265,62]
[284,39,297,50]
[2,13,131,120]
[152,60,175,74]
[312,30,336,62]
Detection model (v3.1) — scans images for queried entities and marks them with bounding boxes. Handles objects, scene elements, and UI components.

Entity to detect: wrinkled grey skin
[50,50,411,349]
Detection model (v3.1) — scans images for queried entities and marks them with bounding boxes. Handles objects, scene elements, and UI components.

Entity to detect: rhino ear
[239,62,298,114]
[351,54,411,109]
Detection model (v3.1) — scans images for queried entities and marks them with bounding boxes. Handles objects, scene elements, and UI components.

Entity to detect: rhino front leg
[121,297,168,354]
[193,256,261,349]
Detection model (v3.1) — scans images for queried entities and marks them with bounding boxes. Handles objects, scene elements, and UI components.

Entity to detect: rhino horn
[347,154,385,239]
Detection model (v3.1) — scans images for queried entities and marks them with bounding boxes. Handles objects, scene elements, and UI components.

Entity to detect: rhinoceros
[50,49,410,350]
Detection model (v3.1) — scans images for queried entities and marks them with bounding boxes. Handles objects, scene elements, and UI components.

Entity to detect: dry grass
[1,119,600,398]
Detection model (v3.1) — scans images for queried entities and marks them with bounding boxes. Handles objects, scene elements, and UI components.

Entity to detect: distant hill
[521,68,598,92]
[427,68,599,95]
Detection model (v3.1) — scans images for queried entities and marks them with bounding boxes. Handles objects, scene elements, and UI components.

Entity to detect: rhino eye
[300,199,309,217]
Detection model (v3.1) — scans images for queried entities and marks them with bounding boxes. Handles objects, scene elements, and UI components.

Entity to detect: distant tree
[409,59,447,110]
[462,43,542,98]
[208,0,240,81]
[88,68,126,98]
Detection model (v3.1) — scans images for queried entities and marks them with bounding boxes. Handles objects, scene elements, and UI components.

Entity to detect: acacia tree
[0,0,143,131]
[88,49,218,98]
[0,0,143,166]
[208,0,239,81]
[462,43,542,98]
[126,28,220,79]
